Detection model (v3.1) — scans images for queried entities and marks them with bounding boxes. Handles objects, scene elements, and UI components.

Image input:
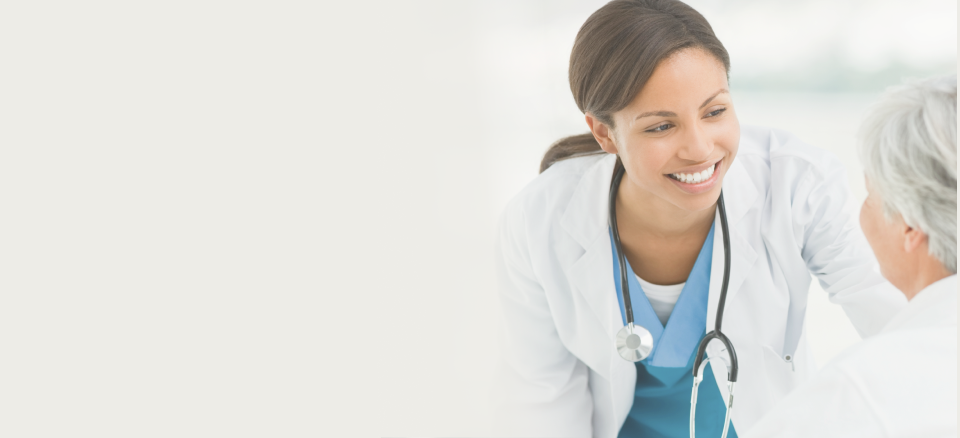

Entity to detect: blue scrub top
[610,223,738,438]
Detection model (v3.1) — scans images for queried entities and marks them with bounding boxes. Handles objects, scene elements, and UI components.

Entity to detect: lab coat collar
[560,154,617,250]
[881,275,957,333]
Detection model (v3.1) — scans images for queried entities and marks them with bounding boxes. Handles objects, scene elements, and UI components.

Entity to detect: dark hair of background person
[540,0,731,173]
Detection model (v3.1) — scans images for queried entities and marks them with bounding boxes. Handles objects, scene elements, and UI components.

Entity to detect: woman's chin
[665,185,723,214]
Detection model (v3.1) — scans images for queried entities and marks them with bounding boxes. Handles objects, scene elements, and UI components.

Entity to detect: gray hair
[858,75,958,274]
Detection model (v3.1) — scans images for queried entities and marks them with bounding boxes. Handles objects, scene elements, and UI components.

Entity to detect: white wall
[0,1,954,437]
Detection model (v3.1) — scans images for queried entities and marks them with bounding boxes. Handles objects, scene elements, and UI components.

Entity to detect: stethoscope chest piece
[616,323,653,362]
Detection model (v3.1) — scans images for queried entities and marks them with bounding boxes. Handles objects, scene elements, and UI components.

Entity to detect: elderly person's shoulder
[828,275,957,421]
[745,275,957,438]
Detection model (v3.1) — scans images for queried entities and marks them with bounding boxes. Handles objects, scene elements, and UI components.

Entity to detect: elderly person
[746,75,957,437]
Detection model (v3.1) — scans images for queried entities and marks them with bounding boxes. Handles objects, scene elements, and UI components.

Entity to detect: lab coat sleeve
[491,204,593,437]
[793,153,906,338]
[741,364,888,438]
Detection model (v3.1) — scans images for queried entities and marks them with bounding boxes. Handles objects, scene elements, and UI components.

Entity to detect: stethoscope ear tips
[616,323,654,362]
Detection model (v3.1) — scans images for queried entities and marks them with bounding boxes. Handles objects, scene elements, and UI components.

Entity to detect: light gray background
[0,1,955,436]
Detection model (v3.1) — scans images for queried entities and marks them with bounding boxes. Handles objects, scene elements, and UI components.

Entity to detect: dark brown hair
[539,0,731,173]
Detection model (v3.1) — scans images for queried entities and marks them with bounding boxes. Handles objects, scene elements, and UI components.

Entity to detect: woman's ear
[585,113,619,155]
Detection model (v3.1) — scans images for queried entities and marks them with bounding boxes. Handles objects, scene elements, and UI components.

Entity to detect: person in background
[745,75,957,437]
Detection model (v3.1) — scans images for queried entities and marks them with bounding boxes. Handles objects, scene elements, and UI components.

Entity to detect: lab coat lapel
[706,158,759,401]
[705,158,759,329]
[568,231,619,336]
[567,225,638,433]
[562,155,621,342]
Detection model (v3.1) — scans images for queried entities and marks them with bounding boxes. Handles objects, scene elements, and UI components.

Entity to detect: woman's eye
[706,108,727,118]
[646,123,672,133]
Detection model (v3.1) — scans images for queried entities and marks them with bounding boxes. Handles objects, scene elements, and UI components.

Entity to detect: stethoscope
[608,161,738,438]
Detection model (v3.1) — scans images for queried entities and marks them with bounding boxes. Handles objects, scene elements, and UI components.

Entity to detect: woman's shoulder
[499,153,612,236]
[505,153,610,210]
[735,125,855,234]
[738,124,847,178]
[732,125,852,228]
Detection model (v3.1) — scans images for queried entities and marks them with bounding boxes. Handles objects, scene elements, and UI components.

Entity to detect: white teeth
[671,163,716,184]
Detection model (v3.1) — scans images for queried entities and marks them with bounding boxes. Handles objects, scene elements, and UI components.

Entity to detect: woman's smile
[666,159,722,194]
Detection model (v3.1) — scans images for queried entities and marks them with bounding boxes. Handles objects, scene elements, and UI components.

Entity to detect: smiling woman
[593,48,736,286]
[493,1,907,437]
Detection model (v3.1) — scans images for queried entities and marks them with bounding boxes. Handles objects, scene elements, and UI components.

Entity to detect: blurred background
[0,0,954,437]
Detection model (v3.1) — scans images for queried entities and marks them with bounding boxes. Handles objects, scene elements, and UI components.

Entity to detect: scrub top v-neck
[609,222,739,438]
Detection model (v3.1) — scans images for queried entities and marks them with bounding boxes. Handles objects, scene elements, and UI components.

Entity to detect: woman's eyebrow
[635,110,677,120]
[634,89,730,121]
[699,89,729,109]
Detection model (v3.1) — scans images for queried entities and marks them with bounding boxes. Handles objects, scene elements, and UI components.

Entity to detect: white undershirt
[636,275,684,326]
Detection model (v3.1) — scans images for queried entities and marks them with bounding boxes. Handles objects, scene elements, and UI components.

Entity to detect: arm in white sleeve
[793,153,906,337]
[742,365,887,438]
[491,205,593,437]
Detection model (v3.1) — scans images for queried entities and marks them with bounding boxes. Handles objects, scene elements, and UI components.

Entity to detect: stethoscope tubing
[692,191,738,383]
[608,160,738,382]
[608,161,635,326]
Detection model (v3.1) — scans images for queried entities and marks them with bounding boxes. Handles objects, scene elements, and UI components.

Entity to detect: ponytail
[539,133,605,173]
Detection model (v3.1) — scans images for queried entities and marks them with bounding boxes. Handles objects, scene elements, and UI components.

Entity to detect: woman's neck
[616,176,716,238]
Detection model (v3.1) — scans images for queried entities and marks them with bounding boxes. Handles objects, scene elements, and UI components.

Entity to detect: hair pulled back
[540,0,730,173]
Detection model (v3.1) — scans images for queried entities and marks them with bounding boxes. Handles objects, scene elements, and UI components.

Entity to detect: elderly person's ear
[903,225,928,253]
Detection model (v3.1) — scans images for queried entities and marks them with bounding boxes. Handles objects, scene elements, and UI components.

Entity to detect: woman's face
[598,48,739,214]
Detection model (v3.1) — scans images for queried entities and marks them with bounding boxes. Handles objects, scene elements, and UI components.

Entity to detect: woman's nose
[677,125,713,161]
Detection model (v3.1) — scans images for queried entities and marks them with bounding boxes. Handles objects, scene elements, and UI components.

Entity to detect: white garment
[492,125,907,438]
[635,275,684,326]
[744,275,958,438]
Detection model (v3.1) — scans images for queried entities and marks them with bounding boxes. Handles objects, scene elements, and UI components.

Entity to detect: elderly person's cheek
[860,198,876,249]
[860,193,903,283]
[860,194,887,264]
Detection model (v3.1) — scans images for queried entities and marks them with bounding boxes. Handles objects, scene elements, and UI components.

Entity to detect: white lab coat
[744,275,958,438]
[492,125,907,437]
